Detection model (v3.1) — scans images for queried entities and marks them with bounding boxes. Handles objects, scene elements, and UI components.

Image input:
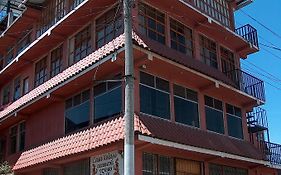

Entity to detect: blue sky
[235,0,281,144]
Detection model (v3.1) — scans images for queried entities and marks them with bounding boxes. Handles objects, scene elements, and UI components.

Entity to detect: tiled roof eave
[0,35,125,122]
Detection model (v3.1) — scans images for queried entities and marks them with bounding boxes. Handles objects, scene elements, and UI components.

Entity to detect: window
[65,90,90,133]
[4,49,13,66]
[35,57,48,87]
[9,122,25,154]
[64,159,89,175]
[139,3,166,44]
[174,84,199,127]
[51,45,63,77]
[199,36,218,69]
[37,0,66,37]
[13,77,21,101]
[205,96,224,134]
[226,104,243,139]
[175,159,201,175]
[96,7,123,49]
[142,153,173,175]
[22,77,29,95]
[17,32,31,54]
[0,139,4,162]
[69,26,92,65]
[0,55,3,70]
[2,85,11,105]
[221,47,235,74]
[94,76,122,123]
[140,72,170,119]
[170,19,193,57]
[209,164,248,175]
[43,168,59,175]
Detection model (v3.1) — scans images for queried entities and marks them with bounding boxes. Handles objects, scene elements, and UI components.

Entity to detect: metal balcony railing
[225,69,265,102]
[260,141,281,165]
[182,0,231,28]
[235,24,259,48]
[246,107,268,133]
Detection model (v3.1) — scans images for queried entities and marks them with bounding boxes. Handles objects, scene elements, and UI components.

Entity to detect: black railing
[235,24,259,48]
[225,69,265,101]
[246,107,268,133]
[260,141,281,165]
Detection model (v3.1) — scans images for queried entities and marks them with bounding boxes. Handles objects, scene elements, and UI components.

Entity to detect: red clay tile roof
[14,114,265,171]
[13,115,151,170]
[139,114,265,160]
[0,33,147,121]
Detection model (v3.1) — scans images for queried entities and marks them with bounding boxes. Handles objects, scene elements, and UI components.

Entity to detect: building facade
[0,0,280,174]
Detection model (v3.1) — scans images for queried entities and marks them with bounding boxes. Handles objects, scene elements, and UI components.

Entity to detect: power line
[260,43,281,52]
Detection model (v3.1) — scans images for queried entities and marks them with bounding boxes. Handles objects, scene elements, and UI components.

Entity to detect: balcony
[246,107,268,133]
[0,1,24,34]
[235,24,259,49]
[260,141,281,165]
[182,0,231,28]
[225,69,265,102]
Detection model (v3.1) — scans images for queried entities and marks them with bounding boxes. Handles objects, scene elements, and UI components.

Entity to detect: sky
[235,0,281,144]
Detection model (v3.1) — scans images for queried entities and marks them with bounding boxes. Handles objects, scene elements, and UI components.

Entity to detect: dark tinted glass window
[35,57,48,87]
[205,96,224,134]
[94,86,122,123]
[140,71,154,87]
[140,85,170,119]
[170,18,193,57]
[226,104,243,139]
[2,85,11,105]
[50,45,63,77]
[19,122,25,151]
[9,126,17,154]
[142,153,172,175]
[199,35,217,69]
[65,90,90,134]
[64,159,89,175]
[96,7,123,49]
[14,77,21,101]
[174,84,199,127]
[209,164,248,175]
[139,3,166,44]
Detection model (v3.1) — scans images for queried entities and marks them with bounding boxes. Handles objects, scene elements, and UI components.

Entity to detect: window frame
[13,77,21,101]
[173,83,200,128]
[34,56,48,87]
[139,71,171,120]
[68,25,92,66]
[2,84,11,106]
[65,89,91,134]
[226,103,244,139]
[199,35,218,69]
[170,18,194,57]
[50,44,63,77]
[138,2,166,44]
[204,95,225,134]
[9,121,25,154]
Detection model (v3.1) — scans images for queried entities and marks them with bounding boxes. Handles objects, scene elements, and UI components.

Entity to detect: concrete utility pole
[123,0,135,174]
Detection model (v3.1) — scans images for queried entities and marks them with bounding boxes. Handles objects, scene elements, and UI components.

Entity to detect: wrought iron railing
[225,69,265,102]
[260,141,281,165]
[235,24,259,48]
[246,107,268,133]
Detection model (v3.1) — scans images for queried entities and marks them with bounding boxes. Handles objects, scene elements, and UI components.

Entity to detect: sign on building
[91,151,123,175]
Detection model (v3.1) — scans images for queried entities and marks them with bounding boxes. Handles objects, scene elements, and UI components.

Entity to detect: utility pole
[123,0,135,174]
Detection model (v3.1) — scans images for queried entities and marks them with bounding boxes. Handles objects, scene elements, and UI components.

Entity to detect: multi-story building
[0,0,280,174]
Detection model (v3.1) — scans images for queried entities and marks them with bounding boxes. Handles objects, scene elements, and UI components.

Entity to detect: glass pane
[94,87,122,122]
[65,101,90,133]
[174,84,185,98]
[140,72,154,87]
[156,77,170,92]
[142,153,156,175]
[174,97,199,127]
[227,115,243,139]
[64,159,89,175]
[205,107,224,134]
[159,156,172,175]
[140,85,170,120]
